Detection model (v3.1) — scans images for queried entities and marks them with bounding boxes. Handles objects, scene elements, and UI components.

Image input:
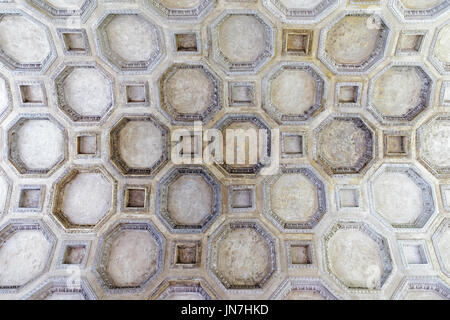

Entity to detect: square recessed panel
[228,185,255,213]
[172,241,201,268]
[281,133,305,158]
[441,82,450,107]
[123,185,150,212]
[399,240,431,268]
[57,240,91,268]
[229,82,255,107]
[17,82,46,107]
[177,133,202,159]
[335,82,362,108]
[58,29,90,55]
[286,241,314,268]
[336,186,360,210]
[440,185,450,212]
[384,132,410,157]
[396,31,426,55]
[77,135,97,155]
[175,33,198,52]
[123,82,149,106]
[282,29,312,56]
[18,187,42,210]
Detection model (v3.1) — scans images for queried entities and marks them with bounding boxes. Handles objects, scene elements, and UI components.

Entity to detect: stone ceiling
[0,0,449,300]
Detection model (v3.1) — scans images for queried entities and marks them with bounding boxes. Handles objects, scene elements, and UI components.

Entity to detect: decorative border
[262,62,327,125]
[368,163,436,231]
[270,277,338,300]
[93,219,165,294]
[262,165,327,232]
[109,114,169,176]
[0,219,56,293]
[392,277,450,300]
[156,165,222,233]
[207,220,277,292]
[209,10,275,75]
[95,10,165,74]
[322,221,393,293]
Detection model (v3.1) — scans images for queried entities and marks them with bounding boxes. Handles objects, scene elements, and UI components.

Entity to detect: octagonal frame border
[50,165,117,233]
[21,276,97,300]
[109,114,170,177]
[262,61,327,125]
[208,9,275,75]
[5,113,68,177]
[156,165,222,234]
[317,10,392,75]
[157,61,223,125]
[0,219,56,294]
[261,0,339,24]
[388,0,450,23]
[26,0,97,22]
[93,219,165,295]
[312,113,376,176]
[269,277,338,300]
[262,165,327,233]
[432,218,450,278]
[428,20,450,76]
[52,61,115,125]
[368,163,437,232]
[207,219,278,293]
[150,277,218,300]
[416,113,450,178]
[321,220,394,293]
[367,62,434,125]
[0,166,11,217]
[94,10,165,74]
[0,73,12,121]
[392,276,450,300]
[0,10,57,73]
[213,113,272,176]
[143,0,216,22]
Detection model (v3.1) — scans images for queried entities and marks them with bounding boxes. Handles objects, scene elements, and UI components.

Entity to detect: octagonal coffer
[0,11,56,73]
[392,277,450,300]
[96,12,164,73]
[94,220,165,293]
[314,115,375,175]
[209,10,275,74]
[324,221,393,290]
[369,164,435,230]
[432,219,450,277]
[429,21,450,75]
[0,73,12,120]
[262,62,326,124]
[417,115,450,178]
[158,63,222,125]
[389,0,450,21]
[262,0,338,22]
[54,63,114,124]
[368,64,433,124]
[213,113,272,176]
[23,276,97,300]
[263,166,327,232]
[52,166,117,231]
[270,277,338,300]
[157,166,222,233]
[27,0,96,21]
[110,115,169,176]
[319,13,390,74]
[144,0,216,21]
[0,220,56,293]
[7,114,67,176]
[208,220,277,290]
[151,278,218,300]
